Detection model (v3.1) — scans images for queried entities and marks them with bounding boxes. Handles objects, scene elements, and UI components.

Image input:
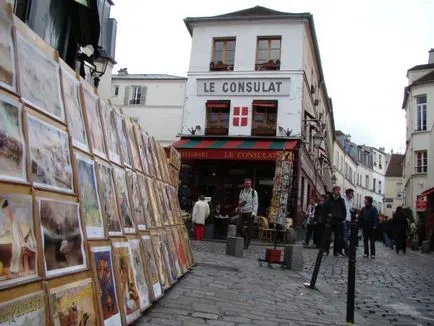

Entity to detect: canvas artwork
[179,226,194,268]
[171,227,188,274]
[161,183,174,225]
[91,246,122,326]
[38,198,86,277]
[49,278,97,326]
[61,66,88,152]
[128,239,151,311]
[113,167,135,234]
[75,153,104,238]
[136,174,155,229]
[16,33,64,122]
[135,126,148,175]
[27,114,73,193]
[145,177,162,227]
[142,135,156,177]
[82,86,106,158]
[0,94,26,182]
[0,13,16,92]
[149,137,162,180]
[96,162,122,236]
[160,231,177,284]
[125,119,142,172]
[0,194,37,289]
[166,229,182,278]
[126,171,146,231]
[99,100,121,165]
[112,242,141,324]
[140,235,162,300]
[155,182,169,226]
[113,110,132,168]
[150,233,169,290]
[0,291,46,325]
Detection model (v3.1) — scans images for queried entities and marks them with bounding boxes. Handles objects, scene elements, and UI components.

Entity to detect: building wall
[384,176,403,218]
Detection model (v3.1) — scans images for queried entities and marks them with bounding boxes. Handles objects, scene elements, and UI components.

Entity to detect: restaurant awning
[418,187,434,199]
[172,138,297,161]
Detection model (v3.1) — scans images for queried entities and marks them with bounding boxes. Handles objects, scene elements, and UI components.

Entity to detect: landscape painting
[112,242,141,324]
[75,153,104,238]
[126,171,146,231]
[91,246,122,326]
[27,114,74,193]
[0,291,46,325]
[99,100,121,165]
[141,235,162,300]
[128,239,151,311]
[16,33,64,122]
[38,198,86,277]
[49,278,97,326]
[0,193,38,289]
[113,110,131,167]
[0,14,16,92]
[82,86,106,158]
[0,94,26,182]
[113,167,135,234]
[61,66,88,151]
[96,162,122,236]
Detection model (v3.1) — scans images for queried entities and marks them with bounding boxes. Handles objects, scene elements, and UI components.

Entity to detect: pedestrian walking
[191,195,210,241]
[342,188,354,255]
[359,196,379,258]
[323,186,347,256]
[313,195,326,248]
[303,198,317,247]
[381,216,393,248]
[392,206,409,254]
[237,178,258,249]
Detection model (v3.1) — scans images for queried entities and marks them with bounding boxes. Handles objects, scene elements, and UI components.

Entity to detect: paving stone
[191,312,219,320]
[206,321,235,326]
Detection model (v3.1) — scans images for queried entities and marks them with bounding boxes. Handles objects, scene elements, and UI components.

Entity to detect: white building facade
[384,154,404,218]
[110,70,186,147]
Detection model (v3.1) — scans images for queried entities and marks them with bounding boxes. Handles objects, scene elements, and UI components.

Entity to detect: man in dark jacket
[323,186,347,256]
[359,196,379,258]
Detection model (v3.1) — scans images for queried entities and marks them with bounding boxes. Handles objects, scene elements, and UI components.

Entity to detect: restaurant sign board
[197,78,290,96]
[178,149,293,161]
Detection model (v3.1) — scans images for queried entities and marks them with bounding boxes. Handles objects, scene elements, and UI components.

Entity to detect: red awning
[206,100,230,108]
[252,100,277,108]
[418,187,434,198]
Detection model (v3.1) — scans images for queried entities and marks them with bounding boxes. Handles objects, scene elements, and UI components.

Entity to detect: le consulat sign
[197,78,290,96]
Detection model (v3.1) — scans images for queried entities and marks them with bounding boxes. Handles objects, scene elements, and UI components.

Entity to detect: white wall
[384,176,403,218]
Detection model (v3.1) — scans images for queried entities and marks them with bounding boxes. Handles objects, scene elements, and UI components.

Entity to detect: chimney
[429,49,434,64]
[118,68,128,75]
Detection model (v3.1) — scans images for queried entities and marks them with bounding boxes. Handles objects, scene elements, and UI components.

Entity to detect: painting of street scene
[39,198,86,277]
[0,95,26,182]
[27,115,73,192]
[0,194,37,289]
[0,14,16,92]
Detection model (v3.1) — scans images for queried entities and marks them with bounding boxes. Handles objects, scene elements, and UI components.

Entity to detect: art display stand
[0,3,193,325]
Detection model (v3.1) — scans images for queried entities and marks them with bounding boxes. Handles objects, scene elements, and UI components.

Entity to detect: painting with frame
[166,227,182,278]
[134,124,149,176]
[90,245,122,326]
[148,136,163,180]
[149,231,169,290]
[179,225,194,268]
[142,134,156,178]
[126,170,146,231]
[26,112,74,193]
[74,151,104,239]
[159,229,177,285]
[128,238,151,311]
[113,110,132,168]
[37,197,86,278]
[0,91,27,183]
[155,181,169,226]
[136,173,155,229]
[144,176,162,227]
[0,290,46,325]
[0,6,16,93]
[99,100,121,165]
[113,167,135,234]
[140,235,163,301]
[125,118,142,172]
[171,226,188,274]
[95,161,122,236]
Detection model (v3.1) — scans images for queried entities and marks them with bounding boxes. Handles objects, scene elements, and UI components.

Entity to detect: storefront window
[252,100,277,136]
[206,101,230,135]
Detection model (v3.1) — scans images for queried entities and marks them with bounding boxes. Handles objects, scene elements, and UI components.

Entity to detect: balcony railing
[205,127,228,135]
[210,61,234,71]
[252,126,276,136]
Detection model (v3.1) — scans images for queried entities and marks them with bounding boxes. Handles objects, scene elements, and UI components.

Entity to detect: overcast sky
[111,0,434,154]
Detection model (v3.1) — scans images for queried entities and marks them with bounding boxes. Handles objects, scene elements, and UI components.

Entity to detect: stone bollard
[227,224,236,238]
[285,228,296,244]
[284,244,303,271]
[421,240,431,254]
[226,237,244,258]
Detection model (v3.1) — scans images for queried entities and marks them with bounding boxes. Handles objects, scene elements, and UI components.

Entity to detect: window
[396,183,402,197]
[373,178,376,192]
[211,38,235,71]
[256,37,281,70]
[129,86,143,105]
[205,101,230,135]
[113,85,119,96]
[365,175,369,188]
[378,181,382,194]
[415,150,428,173]
[252,100,277,136]
[415,95,427,131]
[379,155,383,169]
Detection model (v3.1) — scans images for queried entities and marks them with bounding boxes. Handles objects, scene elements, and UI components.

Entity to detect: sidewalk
[136,241,353,326]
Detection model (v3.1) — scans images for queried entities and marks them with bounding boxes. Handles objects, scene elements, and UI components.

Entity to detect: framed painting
[49,278,97,326]
[16,33,64,122]
[140,235,162,300]
[0,193,38,289]
[142,134,156,177]
[150,232,169,290]
[112,242,141,324]
[136,173,155,229]
[75,152,104,239]
[99,100,121,165]
[95,161,122,236]
[159,230,177,284]
[38,198,86,277]
[128,239,151,311]
[126,171,146,231]
[149,137,162,180]
[125,118,142,172]
[166,228,182,278]
[0,93,26,183]
[113,167,135,234]
[26,114,74,193]
[179,225,194,268]
[155,181,169,226]
[90,246,122,326]
[0,291,46,324]
[0,12,16,93]
[144,177,162,227]
[171,226,188,274]
[60,62,88,152]
[135,125,148,175]
[81,85,106,158]
[113,110,131,168]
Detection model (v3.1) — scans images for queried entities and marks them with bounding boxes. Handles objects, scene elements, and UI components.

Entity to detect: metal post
[346,208,358,323]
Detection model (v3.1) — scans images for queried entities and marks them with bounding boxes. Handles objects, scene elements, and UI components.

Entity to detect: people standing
[303,198,317,247]
[392,206,409,254]
[191,195,210,241]
[314,195,326,248]
[359,196,379,258]
[237,178,258,249]
[323,186,347,256]
[342,189,354,255]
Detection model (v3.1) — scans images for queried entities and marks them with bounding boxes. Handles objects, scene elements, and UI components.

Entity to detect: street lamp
[331,174,337,185]
[313,130,323,149]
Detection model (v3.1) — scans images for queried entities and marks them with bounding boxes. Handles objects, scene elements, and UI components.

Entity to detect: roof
[112,74,186,80]
[402,70,434,108]
[385,154,404,177]
[408,63,434,72]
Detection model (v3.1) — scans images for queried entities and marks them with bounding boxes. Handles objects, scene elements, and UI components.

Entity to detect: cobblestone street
[136,241,434,326]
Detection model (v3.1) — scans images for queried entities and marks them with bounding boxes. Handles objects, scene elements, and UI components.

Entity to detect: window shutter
[140,86,147,105]
[124,86,130,105]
